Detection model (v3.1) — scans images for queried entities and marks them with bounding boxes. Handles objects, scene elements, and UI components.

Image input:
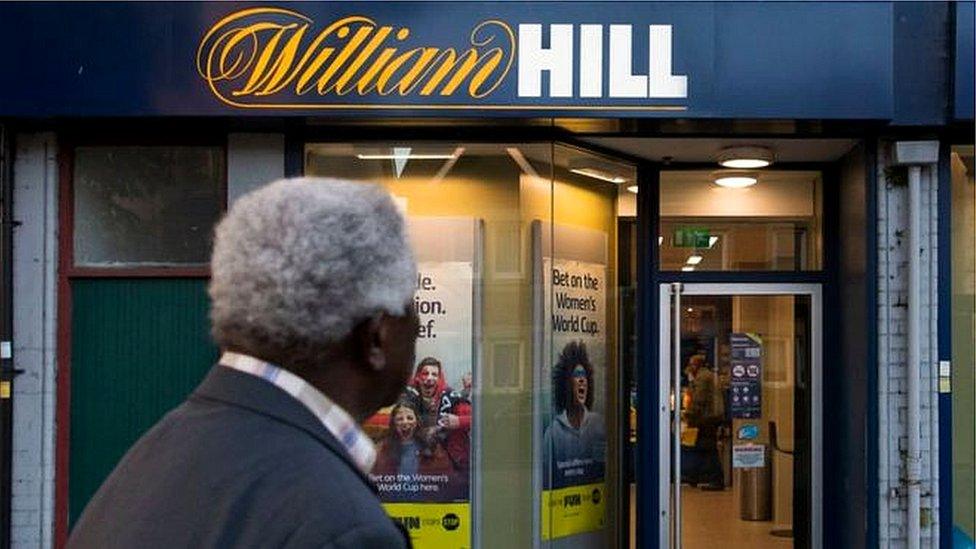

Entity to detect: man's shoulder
[71,396,401,548]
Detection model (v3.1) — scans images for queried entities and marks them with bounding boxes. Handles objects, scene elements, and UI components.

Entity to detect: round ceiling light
[717,146,774,169]
[713,170,758,188]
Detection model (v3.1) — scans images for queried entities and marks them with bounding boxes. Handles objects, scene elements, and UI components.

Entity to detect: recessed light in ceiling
[717,146,774,169]
[713,170,758,188]
[356,153,457,160]
[570,167,628,184]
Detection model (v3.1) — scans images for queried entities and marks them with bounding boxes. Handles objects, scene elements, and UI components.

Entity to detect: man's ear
[362,314,388,372]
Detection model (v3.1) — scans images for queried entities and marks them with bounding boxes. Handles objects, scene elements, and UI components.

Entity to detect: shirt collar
[219,352,377,474]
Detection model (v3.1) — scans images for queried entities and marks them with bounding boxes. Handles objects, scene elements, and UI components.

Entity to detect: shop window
[659,170,823,271]
[73,146,224,266]
[952,144,975,545]
[306,142,631,548]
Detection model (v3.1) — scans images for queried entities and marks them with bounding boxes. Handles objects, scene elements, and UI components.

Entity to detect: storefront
[0,2,973,548]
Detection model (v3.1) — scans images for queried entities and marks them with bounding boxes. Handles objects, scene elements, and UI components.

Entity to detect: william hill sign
[0,2,896,118]
[196,7,689,111]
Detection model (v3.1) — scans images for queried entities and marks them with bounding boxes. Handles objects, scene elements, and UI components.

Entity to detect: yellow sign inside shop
[383,502,470,548]
[541,482,607,540]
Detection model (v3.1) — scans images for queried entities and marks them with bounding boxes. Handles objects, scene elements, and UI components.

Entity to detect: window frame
[62,134,228,278]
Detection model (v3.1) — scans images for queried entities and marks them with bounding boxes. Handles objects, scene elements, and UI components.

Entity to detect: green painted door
[69,278,217,524]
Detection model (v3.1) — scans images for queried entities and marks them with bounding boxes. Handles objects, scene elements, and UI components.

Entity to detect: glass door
[658,284,821,549]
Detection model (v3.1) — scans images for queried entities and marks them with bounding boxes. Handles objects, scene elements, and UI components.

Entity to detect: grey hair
[209,177,416,367]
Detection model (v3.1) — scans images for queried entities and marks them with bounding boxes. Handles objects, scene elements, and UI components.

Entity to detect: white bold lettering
[517,24,574,97]
[608,25,647,98]
[579,25,603,98]
[648,25,687,98]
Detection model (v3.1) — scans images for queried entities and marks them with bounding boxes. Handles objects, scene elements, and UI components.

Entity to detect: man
[683,354,725,490]
[69,178,419,548]
[406,357,449,426]
[404,357,451,447]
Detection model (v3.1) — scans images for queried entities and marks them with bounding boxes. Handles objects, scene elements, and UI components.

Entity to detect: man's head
[688,354,706,376]
[413,357,443,399]
[209,178,418,420]
[553,341,594,413]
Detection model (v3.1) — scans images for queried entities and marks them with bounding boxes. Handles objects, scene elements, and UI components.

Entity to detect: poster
[534,222,609,543]
[732,444,766,468]
[365,218,479,549]
[729,333,762,419]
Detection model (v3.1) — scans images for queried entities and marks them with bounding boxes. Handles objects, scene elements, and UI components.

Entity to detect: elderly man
[69,179,419,548]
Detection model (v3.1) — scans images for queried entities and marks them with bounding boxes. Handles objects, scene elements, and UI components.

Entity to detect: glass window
[952,144,975,545]
[73,146,224,266]
[659,170,823,271]
[306,142,632,548]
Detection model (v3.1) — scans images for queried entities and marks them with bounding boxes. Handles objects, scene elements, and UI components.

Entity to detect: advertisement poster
[732,443,766,469]
[365,218,479,549]
[729,332,763,419]
[535,222,609,543]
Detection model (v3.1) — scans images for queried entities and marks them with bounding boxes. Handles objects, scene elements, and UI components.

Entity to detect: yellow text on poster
[383,502,470,549]
[541,482,606,540]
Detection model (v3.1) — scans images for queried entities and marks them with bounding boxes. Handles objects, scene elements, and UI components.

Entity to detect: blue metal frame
[938,140,953,548]
[635,161,661,548]
[866,138,881,549]
[634,154,879,547]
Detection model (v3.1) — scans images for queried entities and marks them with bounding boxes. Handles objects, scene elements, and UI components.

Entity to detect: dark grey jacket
[68,366,410,549]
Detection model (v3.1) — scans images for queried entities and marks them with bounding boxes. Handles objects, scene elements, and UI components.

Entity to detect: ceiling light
[686,307,693,312]
[357,153,457,160]
[507,147,540,178]
[713,170,758,188]
[708,236,719,248]
[627,185,639,193]
[687,255,703,265]
[681,266,695,272]
[717,146,774,169]
[658,236,664,246]
[570,167,628,184]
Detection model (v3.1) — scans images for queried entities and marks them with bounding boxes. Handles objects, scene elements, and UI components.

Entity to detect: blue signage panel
[729,333,762,419]
[0,1,894,118]
[956,1,975,120]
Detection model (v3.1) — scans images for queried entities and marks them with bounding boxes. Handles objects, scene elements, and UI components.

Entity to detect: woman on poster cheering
[544,341,607,489]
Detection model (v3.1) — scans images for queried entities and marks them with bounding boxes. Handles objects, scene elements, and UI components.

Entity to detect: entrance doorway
[658,284,821,549]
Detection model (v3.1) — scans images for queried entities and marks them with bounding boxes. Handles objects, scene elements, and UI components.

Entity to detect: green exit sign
[673,227,711,248]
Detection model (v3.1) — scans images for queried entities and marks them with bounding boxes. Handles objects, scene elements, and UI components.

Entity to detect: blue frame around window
[635,151,879,548]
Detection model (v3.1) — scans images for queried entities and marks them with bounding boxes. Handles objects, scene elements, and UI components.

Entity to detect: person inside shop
[374,398,453,495]
[68,178,418,548]
[682,354,726,490]
[543,341,607,489]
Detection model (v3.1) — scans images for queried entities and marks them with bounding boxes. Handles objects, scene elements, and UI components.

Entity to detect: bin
[735,446,772,521]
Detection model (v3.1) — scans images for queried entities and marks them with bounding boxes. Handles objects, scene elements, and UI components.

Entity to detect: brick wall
[877,141,942,548]
[11,134,58,548]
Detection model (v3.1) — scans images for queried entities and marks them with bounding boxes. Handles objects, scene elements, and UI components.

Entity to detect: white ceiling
[579,137,859,163]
